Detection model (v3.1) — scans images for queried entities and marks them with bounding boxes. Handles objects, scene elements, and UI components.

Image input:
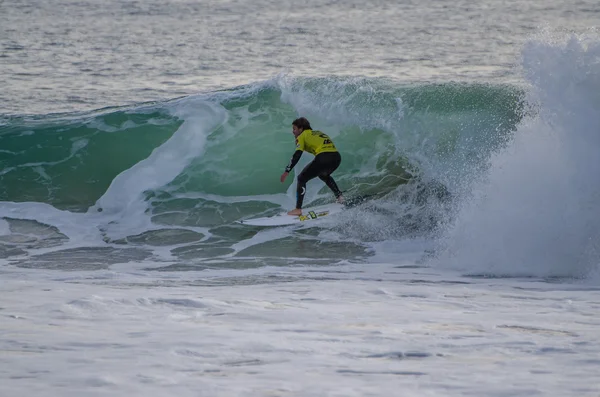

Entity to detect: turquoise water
[0,82,523,208]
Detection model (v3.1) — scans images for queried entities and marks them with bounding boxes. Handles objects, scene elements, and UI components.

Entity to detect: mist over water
[435,34,600,280]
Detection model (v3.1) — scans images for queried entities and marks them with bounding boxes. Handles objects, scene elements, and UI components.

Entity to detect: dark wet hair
[292,117,312,131]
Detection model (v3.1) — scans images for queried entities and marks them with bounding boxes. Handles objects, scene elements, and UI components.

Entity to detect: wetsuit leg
[296,152,342,209]
[296,159,321,209]
[319,175,342,198]
[318,152,342,198]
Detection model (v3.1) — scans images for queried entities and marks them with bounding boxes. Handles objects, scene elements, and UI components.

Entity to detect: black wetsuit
[285,129,343,209]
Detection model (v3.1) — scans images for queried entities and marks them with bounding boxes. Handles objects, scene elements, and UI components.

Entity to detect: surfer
[280,117,344,216]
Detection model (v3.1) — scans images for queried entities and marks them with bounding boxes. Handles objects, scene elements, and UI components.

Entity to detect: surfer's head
[292,117,312,137]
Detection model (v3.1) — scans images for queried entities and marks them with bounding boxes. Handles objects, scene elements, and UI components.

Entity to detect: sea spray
[435,34,600,279]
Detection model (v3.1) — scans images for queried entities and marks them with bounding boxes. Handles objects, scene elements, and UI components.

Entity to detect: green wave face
[0,109,182,211]
[0,78,524,218]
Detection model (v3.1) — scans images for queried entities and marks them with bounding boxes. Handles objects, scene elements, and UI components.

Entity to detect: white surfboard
[238,203,344,226]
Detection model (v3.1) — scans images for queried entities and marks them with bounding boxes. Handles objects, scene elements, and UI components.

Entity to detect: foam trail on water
[436,34,600,279]
[0,99,226,250]
[0,202,104,249]
[91,99,225,215]
[90,99,227,239]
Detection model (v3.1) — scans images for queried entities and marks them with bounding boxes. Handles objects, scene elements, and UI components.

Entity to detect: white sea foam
[434,34,600,279]
[1,261,599,397]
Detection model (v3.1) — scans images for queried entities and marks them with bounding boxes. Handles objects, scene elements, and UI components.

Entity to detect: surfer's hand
[280,172,289,183]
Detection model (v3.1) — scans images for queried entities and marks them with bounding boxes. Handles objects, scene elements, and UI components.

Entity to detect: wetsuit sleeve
[285,150,303,173]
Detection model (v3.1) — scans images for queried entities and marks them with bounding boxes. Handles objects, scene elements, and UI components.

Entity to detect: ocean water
[1,0,600,396]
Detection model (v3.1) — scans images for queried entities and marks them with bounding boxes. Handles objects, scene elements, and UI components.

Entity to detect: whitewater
[2,0,600,395]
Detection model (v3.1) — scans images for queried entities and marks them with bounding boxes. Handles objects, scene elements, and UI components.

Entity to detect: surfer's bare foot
[287,208,302,216]
[337,195,345,204]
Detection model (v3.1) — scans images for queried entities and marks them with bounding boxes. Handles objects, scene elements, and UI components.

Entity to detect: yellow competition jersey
[296,129,338,155]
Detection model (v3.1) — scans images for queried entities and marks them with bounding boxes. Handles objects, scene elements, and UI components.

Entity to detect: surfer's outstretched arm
[285,150,303,173]
[280,150,303,182]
